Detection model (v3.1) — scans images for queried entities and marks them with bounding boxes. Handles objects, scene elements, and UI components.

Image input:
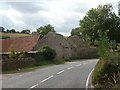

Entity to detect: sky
[0,0,119,36]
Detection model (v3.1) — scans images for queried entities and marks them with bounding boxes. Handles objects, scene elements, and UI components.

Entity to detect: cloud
[21,13,49,30]
[0,15,14,29]
[0,0,119,36]
[5,2,48,14]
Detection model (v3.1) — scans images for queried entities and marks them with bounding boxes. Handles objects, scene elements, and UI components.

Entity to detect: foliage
[71,27,81,36]
[0,26,5,32]
[94,31,110,58]
[0,35,10,39]
[38,45,56,61]
[92,52,120,88]
[21,29,30,34]
[32,31,37,35]
[7,29,16,33]
[79,3,120,44]
[9,50,27,60]
[37,24,55,37]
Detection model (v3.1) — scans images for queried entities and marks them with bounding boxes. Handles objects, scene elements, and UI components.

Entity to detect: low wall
[2,57,36,71]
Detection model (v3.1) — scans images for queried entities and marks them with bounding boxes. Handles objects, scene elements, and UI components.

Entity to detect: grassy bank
[92,51,120,88]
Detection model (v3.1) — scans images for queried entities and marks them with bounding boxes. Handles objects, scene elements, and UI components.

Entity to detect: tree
[71,27,82,36]
[32,31,37,35]
[7,29,16,33]
[37,24,55,37]
[21,29,30,34]
[0,26,5,32]
[79,4,120,44]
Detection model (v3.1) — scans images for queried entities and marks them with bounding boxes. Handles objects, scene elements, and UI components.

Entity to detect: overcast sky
[0,0,119,36]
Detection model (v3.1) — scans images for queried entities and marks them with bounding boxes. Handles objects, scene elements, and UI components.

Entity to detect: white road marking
[76,64,81,67]
[85,68,94,89]
[67,67,74,70]
[57,70,65,74]
[28,75,54,90]
[30,84,38,89]
[28,72,32,74]
[41,75,54,83]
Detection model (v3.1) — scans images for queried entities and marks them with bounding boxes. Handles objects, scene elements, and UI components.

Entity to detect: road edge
[85,68,94,89]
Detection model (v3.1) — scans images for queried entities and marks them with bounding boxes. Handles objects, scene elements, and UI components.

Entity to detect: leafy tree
[0,26,5,32]
[7,29,16,33]
[21,29,30,34]
[32,31,37,35]
[0,35,10,39]
[79,4,120,44]
[71,27,82,36]
[37,24,55,37]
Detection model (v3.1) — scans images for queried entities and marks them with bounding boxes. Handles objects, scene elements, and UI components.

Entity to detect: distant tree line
[0,26,31,34]
[0,24,55,36]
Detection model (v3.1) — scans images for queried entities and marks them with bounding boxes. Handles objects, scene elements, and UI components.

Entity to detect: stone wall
[67,35,98,59]
[34,32,72,60]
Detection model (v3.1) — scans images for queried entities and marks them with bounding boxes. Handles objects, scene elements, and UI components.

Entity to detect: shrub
[38,45,56,61]
[92,52,120,88]
[9,50,27,60]
[0,35,10,39]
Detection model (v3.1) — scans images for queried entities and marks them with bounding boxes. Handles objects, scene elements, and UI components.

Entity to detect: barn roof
[0,35,40,53]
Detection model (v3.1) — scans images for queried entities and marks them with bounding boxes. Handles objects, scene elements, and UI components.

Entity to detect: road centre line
[28,75,54,89]
[30,84,39,89]
[28,72,32,74]
[57,70,65,74]
[76,64,81,67]
[41,75,54,83]
[67,67,74,70]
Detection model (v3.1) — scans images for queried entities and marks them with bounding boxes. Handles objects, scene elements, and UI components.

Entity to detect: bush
[38,45,56,61]
[9,50,27,60]
[92,52,120,88]
[0,35,10,39]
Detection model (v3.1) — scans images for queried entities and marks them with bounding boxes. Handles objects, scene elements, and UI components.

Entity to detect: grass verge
[3,64,54,74]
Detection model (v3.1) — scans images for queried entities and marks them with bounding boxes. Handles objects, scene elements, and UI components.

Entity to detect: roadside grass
[0,32,31,38]
[92,51,120,88]
[2,64,54,74]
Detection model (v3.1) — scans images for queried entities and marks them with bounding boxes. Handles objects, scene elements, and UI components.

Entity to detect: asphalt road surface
[2,59,98,89]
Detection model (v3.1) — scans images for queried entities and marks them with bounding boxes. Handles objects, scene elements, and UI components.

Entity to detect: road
[2,59,98,89]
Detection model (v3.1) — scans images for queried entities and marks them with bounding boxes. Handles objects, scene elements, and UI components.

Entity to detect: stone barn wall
[34,32,72,60]
[67,35,98,59]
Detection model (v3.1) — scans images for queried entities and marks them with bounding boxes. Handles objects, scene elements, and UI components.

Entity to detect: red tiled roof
[0,35,40,53]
